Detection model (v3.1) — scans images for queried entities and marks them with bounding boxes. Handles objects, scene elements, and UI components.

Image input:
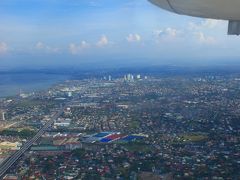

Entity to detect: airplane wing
[149,0,240,35]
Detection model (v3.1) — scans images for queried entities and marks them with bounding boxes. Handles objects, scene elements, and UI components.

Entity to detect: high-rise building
[0,110,6,121]
[124,75,127,81]
[67,92,72,97]
[126,74,134,81]
[131,74,134,81]
[124,74,135,82]
[127,74,131,81]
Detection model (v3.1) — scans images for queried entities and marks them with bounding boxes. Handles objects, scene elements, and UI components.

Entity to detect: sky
[0,0,240,69]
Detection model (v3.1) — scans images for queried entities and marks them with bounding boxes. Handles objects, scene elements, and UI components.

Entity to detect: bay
[0,73,69,98]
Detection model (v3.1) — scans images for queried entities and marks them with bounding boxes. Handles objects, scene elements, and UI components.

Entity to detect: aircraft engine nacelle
[149,0,240,35]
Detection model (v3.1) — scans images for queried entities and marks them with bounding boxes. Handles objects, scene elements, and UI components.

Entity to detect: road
[0,108,64,178]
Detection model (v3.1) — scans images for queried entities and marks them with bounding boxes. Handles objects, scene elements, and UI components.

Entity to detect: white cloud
[153,28,181,44]
[126,33,141,42]
[202,19,221,28]
[195,32,216,44]
[46,46,59,53]
[89,1,101,7]
[80,41,90,49]
[187,19,223,45]
[69,44,78,55]
[154,28,179,39]
[36,42,44,49]
[0,42,8,54]
[35,41,59,53]
[96,35,109,47]
[69,41,90,54]
[188,19,226,30]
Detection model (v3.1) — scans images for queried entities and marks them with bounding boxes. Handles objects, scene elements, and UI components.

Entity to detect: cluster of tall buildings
[102,74,146,82]
[103,75,112,81]
[123,74,143,82]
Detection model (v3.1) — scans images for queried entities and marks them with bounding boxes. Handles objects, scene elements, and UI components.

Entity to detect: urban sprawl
[0,73,239,179]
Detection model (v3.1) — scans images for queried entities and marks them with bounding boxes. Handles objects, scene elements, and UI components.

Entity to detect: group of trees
[0,128,35,139]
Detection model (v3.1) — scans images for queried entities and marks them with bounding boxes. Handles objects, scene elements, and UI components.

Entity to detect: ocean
[0,73,69,98]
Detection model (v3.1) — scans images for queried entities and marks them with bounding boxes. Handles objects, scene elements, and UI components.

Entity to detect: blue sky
[0,0,239,69]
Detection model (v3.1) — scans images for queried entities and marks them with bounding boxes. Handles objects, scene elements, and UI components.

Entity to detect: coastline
[0,73,69,98]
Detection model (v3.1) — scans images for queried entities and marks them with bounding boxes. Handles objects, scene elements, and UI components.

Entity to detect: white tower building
[0,111,6,121]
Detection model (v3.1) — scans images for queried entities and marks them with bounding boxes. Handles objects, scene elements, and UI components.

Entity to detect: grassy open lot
[123,142,151,152]
[0,128,36,139]
[129,120,140,129]
[178,133,208,142]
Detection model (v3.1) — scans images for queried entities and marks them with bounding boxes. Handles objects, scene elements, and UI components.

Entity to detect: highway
[0,108,64,178]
